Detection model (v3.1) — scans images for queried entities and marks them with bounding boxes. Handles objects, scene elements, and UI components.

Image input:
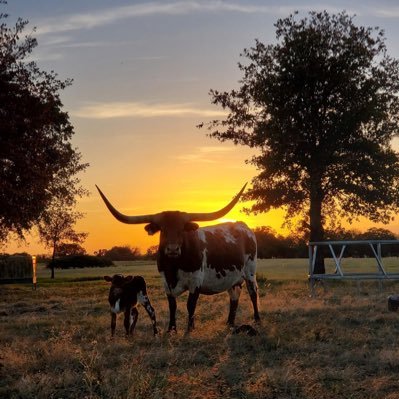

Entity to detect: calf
[104,274,158,337]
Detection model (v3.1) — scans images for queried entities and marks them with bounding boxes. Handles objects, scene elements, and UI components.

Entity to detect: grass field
[2,259,399,398]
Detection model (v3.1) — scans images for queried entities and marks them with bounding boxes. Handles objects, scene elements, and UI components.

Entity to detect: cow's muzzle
[165,244,181,258]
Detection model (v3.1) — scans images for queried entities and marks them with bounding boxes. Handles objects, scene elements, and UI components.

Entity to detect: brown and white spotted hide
[104,274,158,337]
[151,221,260,332]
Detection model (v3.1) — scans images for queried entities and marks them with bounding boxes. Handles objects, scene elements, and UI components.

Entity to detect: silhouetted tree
[56,242,86,257]
[0,5,88,243]
[144,245,158,260]
[203,11,399,273]
[37,200,88,278]
[103,246,141,261]
[357,227,397,241]
[253,225,398,258]
[94,249,108,257]
[254,226,283,258]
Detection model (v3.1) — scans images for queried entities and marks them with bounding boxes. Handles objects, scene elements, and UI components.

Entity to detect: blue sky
[5,1,399,253]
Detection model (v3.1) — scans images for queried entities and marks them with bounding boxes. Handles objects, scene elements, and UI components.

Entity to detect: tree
[144,245,158,260]
[56,242,86,257]
[37,200,88,278]
[203,11,399,272]
[0,5,88,243]
[103,245,141,261]
[357,227,397,241]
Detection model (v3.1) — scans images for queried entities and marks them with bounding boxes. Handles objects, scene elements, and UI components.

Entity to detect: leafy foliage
[37,199,88,278]
[98,245,141,261]
[204,11,399,248]
[0,6,88,242]
[56,242,86,257]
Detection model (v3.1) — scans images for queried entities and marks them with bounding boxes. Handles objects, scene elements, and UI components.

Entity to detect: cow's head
[96,184,246,259]
[104,274,133,313]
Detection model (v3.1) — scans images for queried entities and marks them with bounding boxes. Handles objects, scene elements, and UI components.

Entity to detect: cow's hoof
[167,327,177,334]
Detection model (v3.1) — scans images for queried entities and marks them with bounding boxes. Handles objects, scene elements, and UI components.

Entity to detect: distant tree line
[3,227,398,262]
[94,245,158,261]
[254,226,398,258]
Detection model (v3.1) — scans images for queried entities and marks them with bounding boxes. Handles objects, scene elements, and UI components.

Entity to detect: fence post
[32,255,37,290]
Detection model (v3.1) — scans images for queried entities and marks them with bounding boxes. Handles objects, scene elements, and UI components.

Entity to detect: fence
[308,240,399,295]
[0,255,36,288]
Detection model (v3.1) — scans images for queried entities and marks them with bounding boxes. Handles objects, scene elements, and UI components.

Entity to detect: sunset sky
[5,0,399,255]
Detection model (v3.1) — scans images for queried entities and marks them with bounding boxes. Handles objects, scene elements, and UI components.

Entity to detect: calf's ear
[184,222,199,231]
[104,275,112,282]
[145,222,160,235]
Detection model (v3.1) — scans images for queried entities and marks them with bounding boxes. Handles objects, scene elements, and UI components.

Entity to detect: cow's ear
[125,275,133,282]
[104,275,112,282]
[145,222,160,235]
[184,222,199,231]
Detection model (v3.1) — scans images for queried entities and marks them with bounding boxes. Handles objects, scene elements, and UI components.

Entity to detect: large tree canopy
[0,10,88,242]
[204,11,399,271]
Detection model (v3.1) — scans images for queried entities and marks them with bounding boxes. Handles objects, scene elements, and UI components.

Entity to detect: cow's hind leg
[187,288,200,333]
[245,278,260,323]
[227,283,242,326]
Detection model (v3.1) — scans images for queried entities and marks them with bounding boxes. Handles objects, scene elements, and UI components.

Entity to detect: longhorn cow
[96,184,260,332]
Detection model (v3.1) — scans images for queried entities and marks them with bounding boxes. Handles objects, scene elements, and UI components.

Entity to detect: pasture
[1,259,399,399]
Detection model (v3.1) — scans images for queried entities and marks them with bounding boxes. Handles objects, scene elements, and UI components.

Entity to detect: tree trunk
[309,182,325,274]
[51,244,56,279]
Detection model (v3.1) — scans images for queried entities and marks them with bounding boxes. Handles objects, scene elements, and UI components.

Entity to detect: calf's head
[104,274,133,313]
[96,184,247,259]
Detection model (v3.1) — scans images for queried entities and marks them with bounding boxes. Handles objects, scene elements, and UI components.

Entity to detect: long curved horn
[186,183,247,222]
[96,185,156,224]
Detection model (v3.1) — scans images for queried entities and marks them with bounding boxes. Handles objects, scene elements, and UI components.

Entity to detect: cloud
[33,1,357,37]
[71,101,226,119]
[31,1,399,38]
[175,146,235,163]
[35,2,204,35]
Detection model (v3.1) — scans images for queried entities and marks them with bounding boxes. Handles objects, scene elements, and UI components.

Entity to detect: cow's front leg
[110,312,117,337]
[187,288,200,332]
[167,295,177,333]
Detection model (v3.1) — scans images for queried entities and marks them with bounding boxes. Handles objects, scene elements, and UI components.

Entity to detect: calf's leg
[137,292,158,335]
[128,307,139,335]
[110,312,117,337]
[124,307,138,335]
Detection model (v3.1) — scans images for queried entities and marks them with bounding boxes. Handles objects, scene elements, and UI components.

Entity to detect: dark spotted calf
[104,274,158,337]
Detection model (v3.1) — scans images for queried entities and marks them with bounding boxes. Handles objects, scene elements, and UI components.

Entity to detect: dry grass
[1,260,399,398]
